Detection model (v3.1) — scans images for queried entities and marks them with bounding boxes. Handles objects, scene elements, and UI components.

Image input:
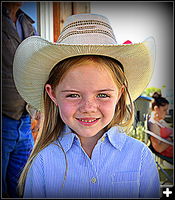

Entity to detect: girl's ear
[45,84,57,105]
[118,85,125,99]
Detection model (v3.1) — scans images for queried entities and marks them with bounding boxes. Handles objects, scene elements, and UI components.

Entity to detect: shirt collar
[56,125,127,152]
[56,126,77,153]
[105,126,127,151]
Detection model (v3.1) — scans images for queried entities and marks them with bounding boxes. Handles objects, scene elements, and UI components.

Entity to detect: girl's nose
[79,98,98,113]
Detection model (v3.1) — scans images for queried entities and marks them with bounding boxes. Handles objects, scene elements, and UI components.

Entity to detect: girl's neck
[81,140,97,158]
[78,130,105,158]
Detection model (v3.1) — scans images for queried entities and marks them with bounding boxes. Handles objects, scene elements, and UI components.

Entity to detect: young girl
[13,13,160,198]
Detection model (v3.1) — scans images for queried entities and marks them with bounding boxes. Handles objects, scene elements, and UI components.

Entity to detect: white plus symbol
[163,188,172,197]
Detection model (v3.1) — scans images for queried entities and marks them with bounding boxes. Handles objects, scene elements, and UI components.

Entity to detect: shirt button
[91,177,97,183]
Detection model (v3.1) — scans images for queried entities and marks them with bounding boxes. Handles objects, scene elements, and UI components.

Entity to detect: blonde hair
[18,55,134,196]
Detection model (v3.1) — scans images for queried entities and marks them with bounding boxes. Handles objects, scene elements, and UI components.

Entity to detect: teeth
[79,119,97,122]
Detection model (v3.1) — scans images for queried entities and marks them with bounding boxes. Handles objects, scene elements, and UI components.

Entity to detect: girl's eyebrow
[61,90,80,93]
[61,89,115,93]
[98,89,115,92]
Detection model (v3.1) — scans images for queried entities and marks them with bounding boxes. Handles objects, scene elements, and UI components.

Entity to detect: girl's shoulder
[113,129,153,161]
[29,142,67,176]
[125,133,148,149]
[109,126,149,152]
[34,141,66,161]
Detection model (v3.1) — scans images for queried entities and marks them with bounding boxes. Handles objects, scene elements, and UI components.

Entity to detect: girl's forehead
[62,63,113,81]
[69,60,110,73]
[58,63,118,89]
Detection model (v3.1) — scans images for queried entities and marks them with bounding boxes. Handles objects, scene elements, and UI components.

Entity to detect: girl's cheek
[98,101,117,116]
[58,101,77,116]
[98,99,117,108]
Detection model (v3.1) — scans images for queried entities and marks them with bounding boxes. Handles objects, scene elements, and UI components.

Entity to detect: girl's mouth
[76,118,100,126]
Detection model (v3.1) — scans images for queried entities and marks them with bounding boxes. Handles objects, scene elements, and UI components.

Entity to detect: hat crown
[57,13,117,45]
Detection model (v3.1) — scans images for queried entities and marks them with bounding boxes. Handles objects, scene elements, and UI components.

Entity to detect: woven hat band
[62,20,113,32]
[57,14,117,44]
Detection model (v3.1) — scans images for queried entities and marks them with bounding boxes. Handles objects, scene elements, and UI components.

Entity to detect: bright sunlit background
[91,2,173,91]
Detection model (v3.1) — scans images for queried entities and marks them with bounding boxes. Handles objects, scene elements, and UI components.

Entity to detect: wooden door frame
[53,2,90,42]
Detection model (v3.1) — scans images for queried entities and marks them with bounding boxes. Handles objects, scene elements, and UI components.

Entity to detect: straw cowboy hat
[13,13,155,111]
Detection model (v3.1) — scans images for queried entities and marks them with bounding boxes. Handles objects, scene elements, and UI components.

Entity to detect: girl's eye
[97,93,110,98]
[66,94,80,98]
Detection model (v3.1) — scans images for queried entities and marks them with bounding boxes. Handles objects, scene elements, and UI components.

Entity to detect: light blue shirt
[15,14,24,40]
[24,126,160,198]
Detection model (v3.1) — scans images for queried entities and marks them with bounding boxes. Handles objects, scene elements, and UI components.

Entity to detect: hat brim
[13,36,155,111]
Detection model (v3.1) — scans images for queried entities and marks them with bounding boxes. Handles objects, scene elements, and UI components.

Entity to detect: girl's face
[46,62,123,141]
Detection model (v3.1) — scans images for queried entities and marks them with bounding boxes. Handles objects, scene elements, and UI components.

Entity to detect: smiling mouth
[76,118,100,126]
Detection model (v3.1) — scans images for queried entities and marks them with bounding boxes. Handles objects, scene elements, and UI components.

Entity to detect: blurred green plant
[128,122,149,145]
[142,87,161,97]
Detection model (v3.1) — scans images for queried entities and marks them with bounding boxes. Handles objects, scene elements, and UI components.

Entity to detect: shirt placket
[87,139,105,198]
